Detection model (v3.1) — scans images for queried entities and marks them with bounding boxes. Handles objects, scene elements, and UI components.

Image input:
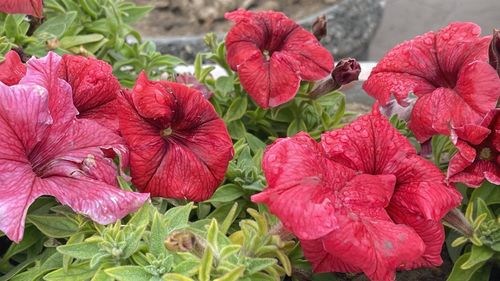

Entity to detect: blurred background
[370,0,500,60]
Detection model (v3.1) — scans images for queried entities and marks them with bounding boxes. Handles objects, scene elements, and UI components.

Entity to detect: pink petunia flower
[0,50,27,86]
[58,54,121,132]
[252,106,461,281]
[225,9,333,108]
[0,0,43,17]
[448,109,500,187]
[0,52,148,243]
[363,22,500,142]
[118,72,234,201]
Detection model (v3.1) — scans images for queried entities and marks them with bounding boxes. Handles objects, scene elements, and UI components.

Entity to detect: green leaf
[227,120,246,139]
[220,203,239,235]
[447,253,487,281]
[198,247,213,281]
[56,241,101,260]
[213,266,245,281]
[220,245,241,259]
[0,226,41,263]
[150,210,168,256]
[4,15,19,39]
[43,262,97,281]
[245,133,266,153]
[164,203,193,234]
[287,119,307,136]
[128,203,151,228]
[27,215,79,238]
[173,260,199,277]
[206,184,244,203]
[461,245,494,270]
[104,266,153,281]
[162,273,195,281]
[60,34,104,49]
[246,258,276,275]
[121,5,153,23]
[206,219,219,251]
[35,12,78,38]
[122,225,147,259]
[224,95,247,122]
[216,76,235,95]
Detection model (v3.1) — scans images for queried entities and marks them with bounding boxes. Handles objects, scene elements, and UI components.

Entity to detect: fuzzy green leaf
[104,266,153,281]
[27,215,79,238]
[43,263,97,281]
[56,241,101,260]
[206,184,244,203]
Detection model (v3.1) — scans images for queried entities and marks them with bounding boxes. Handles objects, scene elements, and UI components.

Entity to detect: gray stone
[147,0,385,62]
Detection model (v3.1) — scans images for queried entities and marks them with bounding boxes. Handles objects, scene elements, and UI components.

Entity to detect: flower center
[263,50,271,61]
[479,147,492,160]
[161,127,173,139]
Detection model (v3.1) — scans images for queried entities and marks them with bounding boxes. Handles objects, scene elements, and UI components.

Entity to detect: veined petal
[0,50,27,86]
[39,176,148,224]
[0,0,43,17]
[238,52,300,108]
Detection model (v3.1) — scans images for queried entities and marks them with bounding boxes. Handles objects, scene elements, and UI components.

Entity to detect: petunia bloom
[0,52,149,243]
[225,9,333,108]
[0,52,121,132]
[0,50,27,86]
[363,22,500,142]
[448,109,500,187]
[118,72,234,201]
[58,54,121,132]
[252,106,461,281]
[0,0,43,17]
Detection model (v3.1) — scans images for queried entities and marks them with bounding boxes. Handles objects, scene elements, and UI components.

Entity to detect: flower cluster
[252,106,462,280]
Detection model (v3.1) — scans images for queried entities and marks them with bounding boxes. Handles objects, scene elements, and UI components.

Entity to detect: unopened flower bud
[309,58,361,98]
[332,58,361,86]
[46,38,60,50]
[489,29,500,76]
[312,15,327,41]
[443,208,473,237]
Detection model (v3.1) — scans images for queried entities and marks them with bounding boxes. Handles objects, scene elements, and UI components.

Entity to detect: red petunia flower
[118,72,234,201]
[448,109,500,187]
[363,22,500,142]
[252,106,461,281]
[58,54,121,132]
[225,9,333,108]
[0,52,148,243]
[0,0,43,17]
[0,50,27,86]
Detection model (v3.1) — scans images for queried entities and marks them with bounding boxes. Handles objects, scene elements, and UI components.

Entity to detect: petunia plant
[1,2,500,281]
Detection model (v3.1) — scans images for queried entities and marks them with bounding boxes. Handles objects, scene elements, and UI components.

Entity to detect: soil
[132,0,338,37]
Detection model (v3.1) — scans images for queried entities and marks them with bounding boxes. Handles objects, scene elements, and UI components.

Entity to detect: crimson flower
[363,22,500,142]
[225,9,333,108]
[252,106,461,281]
[58,54,121,132]
[0,50,26,86]
[0,0,43,17]
[448,109,500,187]
[0,52,121,132]
[0,52,148,243]
[118,73,233,201]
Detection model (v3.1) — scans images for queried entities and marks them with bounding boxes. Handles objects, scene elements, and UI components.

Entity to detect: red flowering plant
[1,3,500,281]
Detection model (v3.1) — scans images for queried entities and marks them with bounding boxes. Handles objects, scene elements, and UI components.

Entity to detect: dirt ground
[133,0,337,36]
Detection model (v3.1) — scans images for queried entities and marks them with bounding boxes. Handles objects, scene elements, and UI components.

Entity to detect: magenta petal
[301,239,361,273]
[0,50,27,86]
[20,52,78,125]
[252,132,354,240]
[0,83,52,242]
[39,176,148,224]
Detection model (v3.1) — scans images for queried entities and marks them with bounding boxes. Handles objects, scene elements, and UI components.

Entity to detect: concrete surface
[369,0,500,60]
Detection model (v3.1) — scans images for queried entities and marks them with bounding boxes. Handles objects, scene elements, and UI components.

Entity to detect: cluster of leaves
[444,182,500,281]
[0,0,183,87]
[0,190,301,281]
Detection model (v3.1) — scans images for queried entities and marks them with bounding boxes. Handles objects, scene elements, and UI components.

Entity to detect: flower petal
[387,205,447,268]
[279,27,333,80]
[436,22,491,81]
[0,83,51,242]
[59,54,120,131]
[252,132,354,240]
[119,79,233,201]
[20,52,78,125]
[238,52,300,108]
[301,239,361,273]
[39,176,148,224]
[362,72,435,106]
[0,0,43,17]
[0,50,27,86]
